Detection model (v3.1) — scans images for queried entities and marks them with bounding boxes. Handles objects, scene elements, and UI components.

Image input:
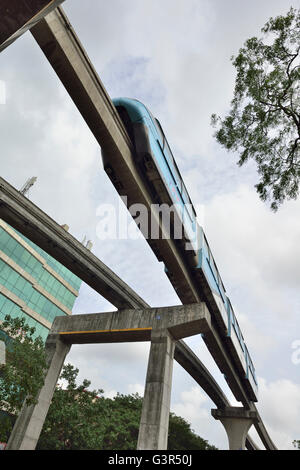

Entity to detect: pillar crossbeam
[6,303,210,450]
[50,303,211,344]
[212,407,259,450]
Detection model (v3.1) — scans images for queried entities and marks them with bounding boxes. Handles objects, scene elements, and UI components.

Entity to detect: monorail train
[102,97,258,401]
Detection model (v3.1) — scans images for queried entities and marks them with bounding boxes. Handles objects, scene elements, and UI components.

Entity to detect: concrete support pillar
[137,329,175,450]
[0,340,5,365]
[211,407,258,450]
[6,334,70,450]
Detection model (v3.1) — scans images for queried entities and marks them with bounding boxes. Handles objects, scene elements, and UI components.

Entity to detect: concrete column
[0,340,5,365]
[6,334,70,450]
[137,329,175,450]
[211,407,258,450]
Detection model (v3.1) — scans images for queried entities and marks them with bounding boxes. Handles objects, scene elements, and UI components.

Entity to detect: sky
[0,0,300,450]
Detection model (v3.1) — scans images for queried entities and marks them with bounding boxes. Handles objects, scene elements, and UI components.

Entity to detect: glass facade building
[0,219,82,342]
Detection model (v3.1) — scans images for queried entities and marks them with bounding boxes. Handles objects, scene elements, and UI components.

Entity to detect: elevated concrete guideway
[0,176,275,450]
[0,176,251,408]
[27,6,257,409]
[29,6,202,307]
[0,178,146,311]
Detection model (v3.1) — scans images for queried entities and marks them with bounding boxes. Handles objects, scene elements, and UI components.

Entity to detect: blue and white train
[102,97,258,401]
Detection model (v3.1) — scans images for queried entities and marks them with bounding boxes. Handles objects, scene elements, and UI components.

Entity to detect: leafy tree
[168,413,218,450]
[101,392,143,450]
[37,363,108,450]
[211,7,300,210]
[293,439,300,449]
[0,315,47,441]
[37,363,217,450]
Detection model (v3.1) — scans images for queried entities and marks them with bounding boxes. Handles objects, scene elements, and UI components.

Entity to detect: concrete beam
[0,0,65,52]
[203,323,251,407]
[6,334,70,450]
[249,402,277,451]
[50,303,211,344]
[174,340,229,410]
[0,177,148,310]
[212,407,259,450]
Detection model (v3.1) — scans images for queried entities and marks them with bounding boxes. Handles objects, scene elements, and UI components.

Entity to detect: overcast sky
[1,0,300,450]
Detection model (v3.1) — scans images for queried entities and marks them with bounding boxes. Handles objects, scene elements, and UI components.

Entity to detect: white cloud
[235,311,275,369]
[127,383,145,397]
[65,341,150,398]
[256,377,300,450]
[171,376,300,450]
[203,185,300,313]
[172,386,209,416]
[171,386,227,449]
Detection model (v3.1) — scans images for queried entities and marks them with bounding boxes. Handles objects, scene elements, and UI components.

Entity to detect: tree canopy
[0,315,47,441]
[211,7,300,210]
[37,363,218,450]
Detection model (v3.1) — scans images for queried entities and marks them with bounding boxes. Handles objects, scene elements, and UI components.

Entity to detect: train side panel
[120,99,198,254]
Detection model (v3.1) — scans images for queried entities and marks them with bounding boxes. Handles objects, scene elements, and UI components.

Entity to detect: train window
[154,118,165,148]
[204,236,212,262]
[164,143,182,190]
[181,184,189,204]
[208,245,212,264]
[203,236,210,258]
[183,205,193,224]
[230,304,234,318]
[220,279,226,294]
[153,118,182,188]
[246,346,250,359]
[181,186,194,221]
[246,351,256,381]
[219,282,226,301]
[154,119,197,225]
[157,140,179,191]
[234,318,242,341]
[233,317,239,335]
[211,258,219,285]
[204,238,226,302]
